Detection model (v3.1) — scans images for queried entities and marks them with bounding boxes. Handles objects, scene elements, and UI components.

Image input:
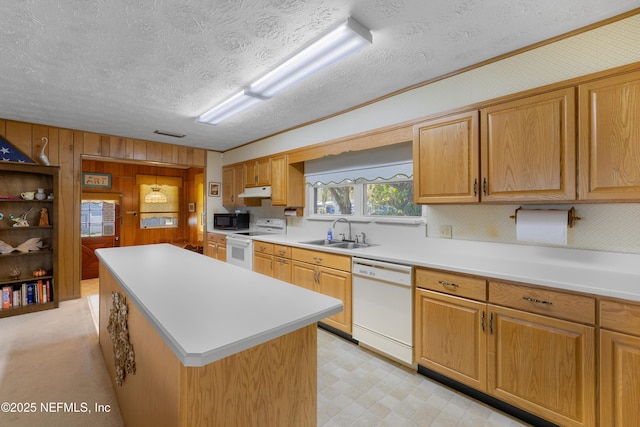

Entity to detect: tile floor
[81,280,529,426]
[317,329,530,427]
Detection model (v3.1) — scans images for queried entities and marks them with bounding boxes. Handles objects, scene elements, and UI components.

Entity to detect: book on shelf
[0,280,54,310]
[2,286,11,309]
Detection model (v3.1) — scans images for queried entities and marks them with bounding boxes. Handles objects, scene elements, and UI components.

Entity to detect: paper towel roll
[516,209,568,245]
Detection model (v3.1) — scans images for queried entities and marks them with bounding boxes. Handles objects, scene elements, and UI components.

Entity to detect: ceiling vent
[153,130,186,138]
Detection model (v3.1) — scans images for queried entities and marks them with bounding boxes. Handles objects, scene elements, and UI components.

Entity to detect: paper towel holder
[510,207,582,228]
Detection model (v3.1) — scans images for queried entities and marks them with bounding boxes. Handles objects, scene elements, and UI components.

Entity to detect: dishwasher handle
[352,257,413,274]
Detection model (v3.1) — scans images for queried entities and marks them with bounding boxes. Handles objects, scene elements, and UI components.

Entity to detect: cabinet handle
[489,312,494,334]
[481,310,485,332]
[438,280,459,288]
[473,178,478,197]
[482,177,488,196]
[259,245,266,251]
[313,256,323,263]
[278,250,286,255]
[522,296,553,305]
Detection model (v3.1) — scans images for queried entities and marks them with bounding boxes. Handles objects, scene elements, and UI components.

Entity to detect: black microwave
[213,213,249,230]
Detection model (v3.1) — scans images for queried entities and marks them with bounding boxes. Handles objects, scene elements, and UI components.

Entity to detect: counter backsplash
[249,200,640,256]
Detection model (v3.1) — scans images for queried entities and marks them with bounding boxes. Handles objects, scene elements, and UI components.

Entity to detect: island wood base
[98,263,318,427]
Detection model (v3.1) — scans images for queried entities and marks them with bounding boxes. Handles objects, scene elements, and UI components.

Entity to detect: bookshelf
[0,162,59,318]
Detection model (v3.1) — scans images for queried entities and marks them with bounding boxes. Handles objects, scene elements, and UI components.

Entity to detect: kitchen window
[306,142,423,222]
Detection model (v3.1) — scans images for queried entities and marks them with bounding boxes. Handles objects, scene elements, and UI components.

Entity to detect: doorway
[81,193,121,280]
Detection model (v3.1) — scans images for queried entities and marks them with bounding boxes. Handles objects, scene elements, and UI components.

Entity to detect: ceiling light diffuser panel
[196,90,264,125]
[197,16,372,125]
[247,17,372,99]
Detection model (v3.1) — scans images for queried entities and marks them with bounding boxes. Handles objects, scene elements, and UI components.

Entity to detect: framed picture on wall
[209,182,220,197]
[82,172,111,188]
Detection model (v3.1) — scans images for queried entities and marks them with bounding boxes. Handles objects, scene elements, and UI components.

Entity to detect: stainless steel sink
[329,242,376,249]
[298,239,377,249]
[299,239,336,246]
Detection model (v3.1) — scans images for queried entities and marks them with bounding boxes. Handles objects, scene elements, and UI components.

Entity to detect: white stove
[226,218,286,270]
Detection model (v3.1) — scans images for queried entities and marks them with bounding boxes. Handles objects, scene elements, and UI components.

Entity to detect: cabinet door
[216,245,226,262]
[413,111,479,203]
[291,261,316,291]
[270,155,287,206]
[414,289,487,391]
[600,329,640,427]
[244,161,256,187]
[256,158,271,186]
[480,88,576,201]
[487,305,595,427]
[253,252,273,277]
[273,257,292,283]
[317,267,351,334]
[578,71,640,200]
[206,242,217,258]
[222,167,235,205]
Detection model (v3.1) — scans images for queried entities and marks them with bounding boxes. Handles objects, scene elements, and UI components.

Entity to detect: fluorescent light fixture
[196,16,372,125]
[248,17,372,99]
[196,90,263,125]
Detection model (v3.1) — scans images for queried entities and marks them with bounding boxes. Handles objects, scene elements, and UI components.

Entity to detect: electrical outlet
[440,225,452,238]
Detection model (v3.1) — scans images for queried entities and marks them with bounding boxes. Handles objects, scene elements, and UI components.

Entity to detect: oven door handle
[226,236,252,248]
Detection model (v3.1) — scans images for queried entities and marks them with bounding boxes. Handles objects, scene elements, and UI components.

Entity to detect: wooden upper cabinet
[222,166,235,206]
[578,71,640,200]
[244,158,271,187]
[413,111,479,203]
[271,154,304,207]
[270,155,287,206]
[480,87,576,201]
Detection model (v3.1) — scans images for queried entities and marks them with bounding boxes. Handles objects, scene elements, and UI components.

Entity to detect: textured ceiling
[0,1,637,152]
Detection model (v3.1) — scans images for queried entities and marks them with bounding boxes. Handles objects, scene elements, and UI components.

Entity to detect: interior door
[81,193,121,280]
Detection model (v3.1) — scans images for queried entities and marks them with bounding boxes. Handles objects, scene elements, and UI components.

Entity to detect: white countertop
[95,244,343,367]
[250,233,640,302]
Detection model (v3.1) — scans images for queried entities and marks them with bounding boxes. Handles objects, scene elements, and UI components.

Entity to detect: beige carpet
[0,298,124,427]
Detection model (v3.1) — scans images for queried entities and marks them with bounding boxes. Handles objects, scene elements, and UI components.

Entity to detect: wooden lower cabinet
[415,269,596,427]
[273,245,292,283]
[253,242,274,277]
[487,305,596,427]
[414,289,487,391]
[599,299,640,427]
[291,249,352,334]
[253,251,273,276]
[205,233,226,261]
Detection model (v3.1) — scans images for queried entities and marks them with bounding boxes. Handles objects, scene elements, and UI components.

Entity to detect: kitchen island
[96,244,342,427]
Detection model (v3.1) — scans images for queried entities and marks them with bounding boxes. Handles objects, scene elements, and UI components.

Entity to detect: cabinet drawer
[207,233,226,245]
[489,281,596,325]
[415,268,487,301]
[274,244,291,258]
[254,242,274,255]
[291,247,351,272]
[600,299,640,336]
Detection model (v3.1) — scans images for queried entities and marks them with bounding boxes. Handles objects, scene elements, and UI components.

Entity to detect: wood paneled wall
[0,118,206,300]
[82,160,203,247]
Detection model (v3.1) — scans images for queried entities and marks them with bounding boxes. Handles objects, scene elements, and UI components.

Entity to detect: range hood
[238,186,272,198]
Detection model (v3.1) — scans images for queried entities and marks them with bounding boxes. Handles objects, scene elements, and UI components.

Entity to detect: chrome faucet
[332,218,352,241]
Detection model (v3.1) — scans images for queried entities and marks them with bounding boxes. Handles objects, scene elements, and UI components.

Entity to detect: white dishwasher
[352,257,414,367]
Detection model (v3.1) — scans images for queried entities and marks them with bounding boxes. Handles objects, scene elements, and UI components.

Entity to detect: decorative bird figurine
[39,137,50,166]
[10,207,33,227]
